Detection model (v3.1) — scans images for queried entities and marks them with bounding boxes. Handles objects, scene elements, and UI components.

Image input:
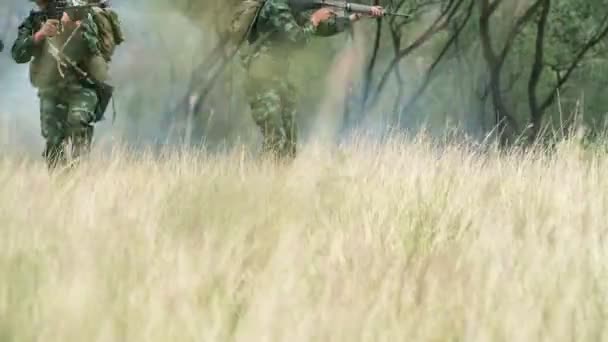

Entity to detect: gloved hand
[34,19,60,43]
[310,8,336,27]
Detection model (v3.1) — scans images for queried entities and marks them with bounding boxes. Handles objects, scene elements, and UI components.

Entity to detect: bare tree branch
[397,0,475,122]
[369,0,465,107]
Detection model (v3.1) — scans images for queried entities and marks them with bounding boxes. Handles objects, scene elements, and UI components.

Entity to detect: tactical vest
[29,6,124,87]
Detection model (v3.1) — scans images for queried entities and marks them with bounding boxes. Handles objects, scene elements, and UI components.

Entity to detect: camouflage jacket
[241,0,352,67]
[11,10,100,90]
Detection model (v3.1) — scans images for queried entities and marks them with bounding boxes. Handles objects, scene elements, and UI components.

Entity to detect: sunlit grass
[0,135,607,341]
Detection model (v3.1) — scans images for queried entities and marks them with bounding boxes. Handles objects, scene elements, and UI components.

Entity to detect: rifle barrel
[384,12,410,18]
[316,0,410,18]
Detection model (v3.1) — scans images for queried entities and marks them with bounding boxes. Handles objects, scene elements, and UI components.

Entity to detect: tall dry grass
[1,135,607,341]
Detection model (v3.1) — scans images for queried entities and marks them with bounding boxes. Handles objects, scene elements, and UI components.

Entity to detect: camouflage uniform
[11,8,101,169]
[241,0,352,158]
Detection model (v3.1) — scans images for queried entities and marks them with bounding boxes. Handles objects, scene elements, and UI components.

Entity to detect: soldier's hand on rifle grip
[34,19,59,43]
[368,6,385,18]
[310,8,336,28]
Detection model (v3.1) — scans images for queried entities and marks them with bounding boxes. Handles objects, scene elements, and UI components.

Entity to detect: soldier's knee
[65,111,94,143]
[40,98,59,113]
[251,108,270,125]
[67,110,94,127]
[45,135,64,148]
[40,99,64,138]
[251,91,283,124]
[41,121,64,140]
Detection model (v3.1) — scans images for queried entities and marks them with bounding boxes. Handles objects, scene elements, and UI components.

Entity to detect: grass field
[1,135,607,341]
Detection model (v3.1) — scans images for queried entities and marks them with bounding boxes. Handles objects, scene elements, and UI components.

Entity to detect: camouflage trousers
[38,85,98,169]
[245,77,298,159]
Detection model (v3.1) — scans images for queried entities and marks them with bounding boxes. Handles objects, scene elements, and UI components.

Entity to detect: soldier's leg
[66,87,98,162]
[39,94,68,169]
[246,82,286,157]
[279,81,298,158]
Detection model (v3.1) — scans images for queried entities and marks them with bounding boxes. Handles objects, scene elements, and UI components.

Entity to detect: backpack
[90,6,124,62]
[87,5,124,122]
[228,0,266,45]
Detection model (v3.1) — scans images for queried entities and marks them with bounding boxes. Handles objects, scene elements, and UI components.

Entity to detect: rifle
[288,0,410,18]
[32,0,110,23]
[46,34,114,123]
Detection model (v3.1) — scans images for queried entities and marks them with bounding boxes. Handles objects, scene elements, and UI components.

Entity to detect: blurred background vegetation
[1,0,608,153]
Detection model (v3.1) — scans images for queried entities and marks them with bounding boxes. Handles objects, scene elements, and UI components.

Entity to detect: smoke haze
[0,0,462,159]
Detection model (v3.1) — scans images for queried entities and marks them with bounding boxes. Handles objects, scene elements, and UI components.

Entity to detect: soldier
[11,0,107,170]
[240,0,383,159]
